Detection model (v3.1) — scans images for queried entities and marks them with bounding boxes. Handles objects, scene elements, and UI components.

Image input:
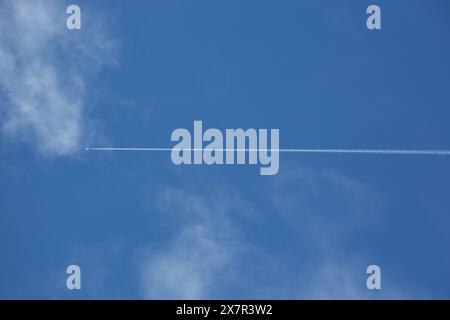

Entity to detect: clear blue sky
[1,0,450,299]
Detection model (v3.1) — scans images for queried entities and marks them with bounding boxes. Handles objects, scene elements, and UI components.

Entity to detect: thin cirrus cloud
[0,0,116,156]
[139,188,246,299]
[138,167,411,299]
[269,166,412,299]
[140,225,236,299]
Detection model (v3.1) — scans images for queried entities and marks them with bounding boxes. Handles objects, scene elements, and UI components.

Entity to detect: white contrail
[85,147,450,156]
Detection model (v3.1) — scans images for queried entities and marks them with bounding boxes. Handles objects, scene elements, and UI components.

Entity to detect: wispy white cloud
[270,166,412,299]
[303,260,411,299]
[139,188,246,299]
[0,0,116,156]
[272,166,381,249]
[138,167,411,299]
[140,225,236,299]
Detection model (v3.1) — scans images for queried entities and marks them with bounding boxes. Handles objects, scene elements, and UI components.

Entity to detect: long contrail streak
[85,147,450,156]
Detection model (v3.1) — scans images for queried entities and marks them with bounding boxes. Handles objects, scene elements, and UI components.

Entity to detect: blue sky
[1,0,450,299]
